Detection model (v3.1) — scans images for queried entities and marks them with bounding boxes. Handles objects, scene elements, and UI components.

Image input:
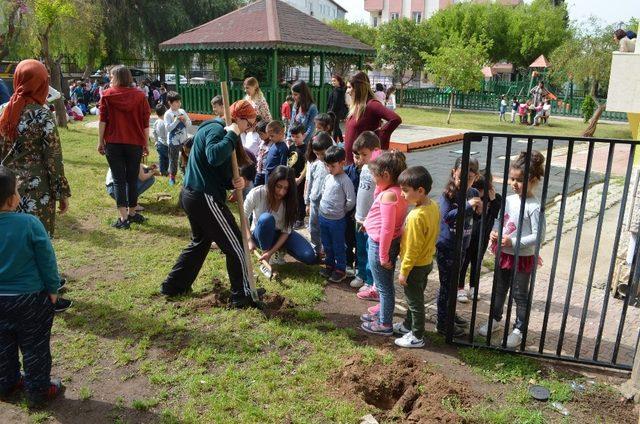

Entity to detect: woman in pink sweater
[360,151,408,336]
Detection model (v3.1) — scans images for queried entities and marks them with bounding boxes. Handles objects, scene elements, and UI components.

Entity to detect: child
[164,91,191,185]
[253,120,271,187]
[0,167,64,406]
[180,137,194,175]
[457,170,502,303]
[263,121,289,183]
[318,146,356,283]
[211,95,224,118]
[359,151,408,336]
[480,151,545,348]
[281,95,293,129]
[288,123,307,229]
[352,131,381,292]
[314,113,335,140]
[527,101,536,126]
[531,102,544,127]
[518,100,528,124]
[305,132,333,260]
[153,104,169,176]
[436,157,482,338]
[386,87,397,110]
[499,95,507,122]
[393,166,440,348]
[510,97,519,124]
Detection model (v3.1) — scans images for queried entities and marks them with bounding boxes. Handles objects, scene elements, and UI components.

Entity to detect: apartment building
[283,0,347,21]
[364,0,522,27]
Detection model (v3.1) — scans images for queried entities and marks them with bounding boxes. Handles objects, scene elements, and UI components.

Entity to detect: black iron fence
[446,132,640,370]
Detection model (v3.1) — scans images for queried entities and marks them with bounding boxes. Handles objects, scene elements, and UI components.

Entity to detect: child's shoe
[360,321,393,336]
[454,315,468,326]
[0,374,24,400]
[111,218,130,230]
[345,266,356,277]
[436,324,466,338]
[357,286,379,301]
[478,319,503,337]
[393,322,411,336]
[127,212,146,224]
[168,175,175,186]
[270,250,286,266]
[350,276,365,288]
[457,289,469,303]
[360,312,378,322]
[319,267,333,279]
[506,329,522,348]
[367,303,380,315]
[53,298,73,313]
[394,332,425,348]
[358,284,372,293]
[329,270,346,283]
[26,378,64,408]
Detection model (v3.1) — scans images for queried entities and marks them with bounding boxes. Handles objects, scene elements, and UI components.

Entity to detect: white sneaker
[468,287,476,300]
[350,276,365,288]
[506,329,522,348]
[394,332,425,348]
[358,284,372,293]
[478,319,503,337]
[270,250,286,265]
[457,289,469,303]
[346,266,356,277]
[393,322,411,336]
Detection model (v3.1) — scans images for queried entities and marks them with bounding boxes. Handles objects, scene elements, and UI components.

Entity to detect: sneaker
[457,289,469,303]
[478,319,503,337]
[360,312,378,322]
[58,278,66,290]
[111,218,130,229]
[357,287,379,301]
[393,322,411,336]
[27,378,64,407]
[127,213,146,224]
[360,321,393,336]
[319,267,333,279]
[160,284,193,297]
[358,284,373,293]
[367,303,380,315]
[54,298,73,313]
[329,270,346,283]
[169,177,175,186]
[454,315,468,326]
[506,329,522,348]
[0,375,24,400]
[259,264,273,279]
[436,324,466,338]
[270,250,286,266]
[395,332,425,348]
[350,276,365,288]
[345,266,356,277]
[468,287,476,300]
[294,220,305,230]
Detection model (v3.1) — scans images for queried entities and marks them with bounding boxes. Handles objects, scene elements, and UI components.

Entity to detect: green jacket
[183,119,238,203]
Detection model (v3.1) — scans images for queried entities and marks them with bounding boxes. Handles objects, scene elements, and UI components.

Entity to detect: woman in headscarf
[0,59,70,236]
[0,59,72,312]
[161,100,261,308]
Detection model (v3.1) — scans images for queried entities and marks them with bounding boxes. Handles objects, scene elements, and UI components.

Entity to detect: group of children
[499,95,552,126]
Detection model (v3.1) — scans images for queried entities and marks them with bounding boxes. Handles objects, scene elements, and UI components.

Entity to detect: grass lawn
[2,118,637,423]
[396,107,633,140]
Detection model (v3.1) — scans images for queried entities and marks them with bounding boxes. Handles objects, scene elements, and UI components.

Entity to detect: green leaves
[375,18,428,85]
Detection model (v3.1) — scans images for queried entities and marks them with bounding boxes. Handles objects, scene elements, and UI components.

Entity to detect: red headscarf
[0,60,50,141]
[229,99,257,121]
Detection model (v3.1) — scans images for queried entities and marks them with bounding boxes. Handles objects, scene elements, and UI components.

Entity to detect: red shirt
[344,99,401,164]
[99,86,150,146]
[280,101,291,120]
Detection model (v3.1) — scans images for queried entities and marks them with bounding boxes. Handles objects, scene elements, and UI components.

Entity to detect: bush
[581,95,597,122]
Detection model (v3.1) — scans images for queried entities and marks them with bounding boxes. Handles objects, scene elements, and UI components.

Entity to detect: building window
[412,12,422,23]
[390,12,399,20]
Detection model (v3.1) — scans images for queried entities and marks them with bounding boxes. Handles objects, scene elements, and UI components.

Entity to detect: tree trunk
[582,102,605,138]
[447,92,454,125]
[0,3,22,62]
[50,60,68,128]
[82,63,93,80]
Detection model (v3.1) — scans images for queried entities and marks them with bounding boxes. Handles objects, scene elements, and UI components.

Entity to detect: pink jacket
[364,185,408,263]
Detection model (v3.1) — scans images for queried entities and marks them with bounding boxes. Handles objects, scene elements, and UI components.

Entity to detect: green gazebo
[159,0,376,116]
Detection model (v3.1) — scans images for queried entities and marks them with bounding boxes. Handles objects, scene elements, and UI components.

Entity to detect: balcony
[364,0,384,12]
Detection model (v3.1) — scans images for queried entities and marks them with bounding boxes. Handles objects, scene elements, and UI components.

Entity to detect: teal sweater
[0,212,60,295]
[182,118,238,203]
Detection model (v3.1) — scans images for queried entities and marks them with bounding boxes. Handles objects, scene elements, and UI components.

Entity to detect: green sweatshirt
[182,118,238,203]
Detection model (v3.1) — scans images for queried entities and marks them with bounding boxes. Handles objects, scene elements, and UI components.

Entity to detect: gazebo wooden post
[319,52,326,112]
[217,51,228,84]
[308,55,314,86]
[175,54,182,89]
[357,54,363,71]
[271,48,279,121]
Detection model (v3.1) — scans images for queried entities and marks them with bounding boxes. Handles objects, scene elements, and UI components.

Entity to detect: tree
[375,18,428,105]
[0,0,28,61]
[327,20,377,76]
[422,35,490,124]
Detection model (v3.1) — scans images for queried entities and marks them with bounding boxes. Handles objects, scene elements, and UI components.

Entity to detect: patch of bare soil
[334,353,478,423]
[568,387,638,424]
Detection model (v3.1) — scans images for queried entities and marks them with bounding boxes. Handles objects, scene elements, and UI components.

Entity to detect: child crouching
[393,166,440,348]
[0,167,64,406]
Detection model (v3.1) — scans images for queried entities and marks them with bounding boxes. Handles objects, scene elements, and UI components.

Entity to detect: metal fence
[445,132,639,370]
[401,88,628,122]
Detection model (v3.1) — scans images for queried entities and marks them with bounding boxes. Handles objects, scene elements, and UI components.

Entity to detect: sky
[340,0,638,26]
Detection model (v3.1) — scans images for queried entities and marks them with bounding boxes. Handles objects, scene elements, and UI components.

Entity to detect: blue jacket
[288,103,318,145]
[437,188,480,252]
[263,141,289,183]
[0,78,10,105]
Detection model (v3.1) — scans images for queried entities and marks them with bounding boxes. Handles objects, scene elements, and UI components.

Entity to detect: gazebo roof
[529,54,551,68]
[159,0,376,56]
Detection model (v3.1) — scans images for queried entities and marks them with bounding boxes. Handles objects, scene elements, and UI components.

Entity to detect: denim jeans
[252,213,316,265]
[106,176,155,202]
[156,143,169,175]
[308,201,321,256]
[355,225,373,285]
[491,267,531,331]
[436,249,456,330]
[168,144,181,176]
[368,238,401,326]
[319,215,347,272]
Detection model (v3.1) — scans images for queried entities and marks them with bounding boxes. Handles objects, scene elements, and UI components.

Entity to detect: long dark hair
[332,74,345,88]
[267,166,297,230]
[443,157,480,201]
[291,80,314,114]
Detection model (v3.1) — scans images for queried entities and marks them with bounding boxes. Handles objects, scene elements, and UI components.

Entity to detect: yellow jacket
[400,201,440,276]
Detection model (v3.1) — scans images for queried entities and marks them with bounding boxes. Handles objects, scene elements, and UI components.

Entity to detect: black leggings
[105,143,143,208]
